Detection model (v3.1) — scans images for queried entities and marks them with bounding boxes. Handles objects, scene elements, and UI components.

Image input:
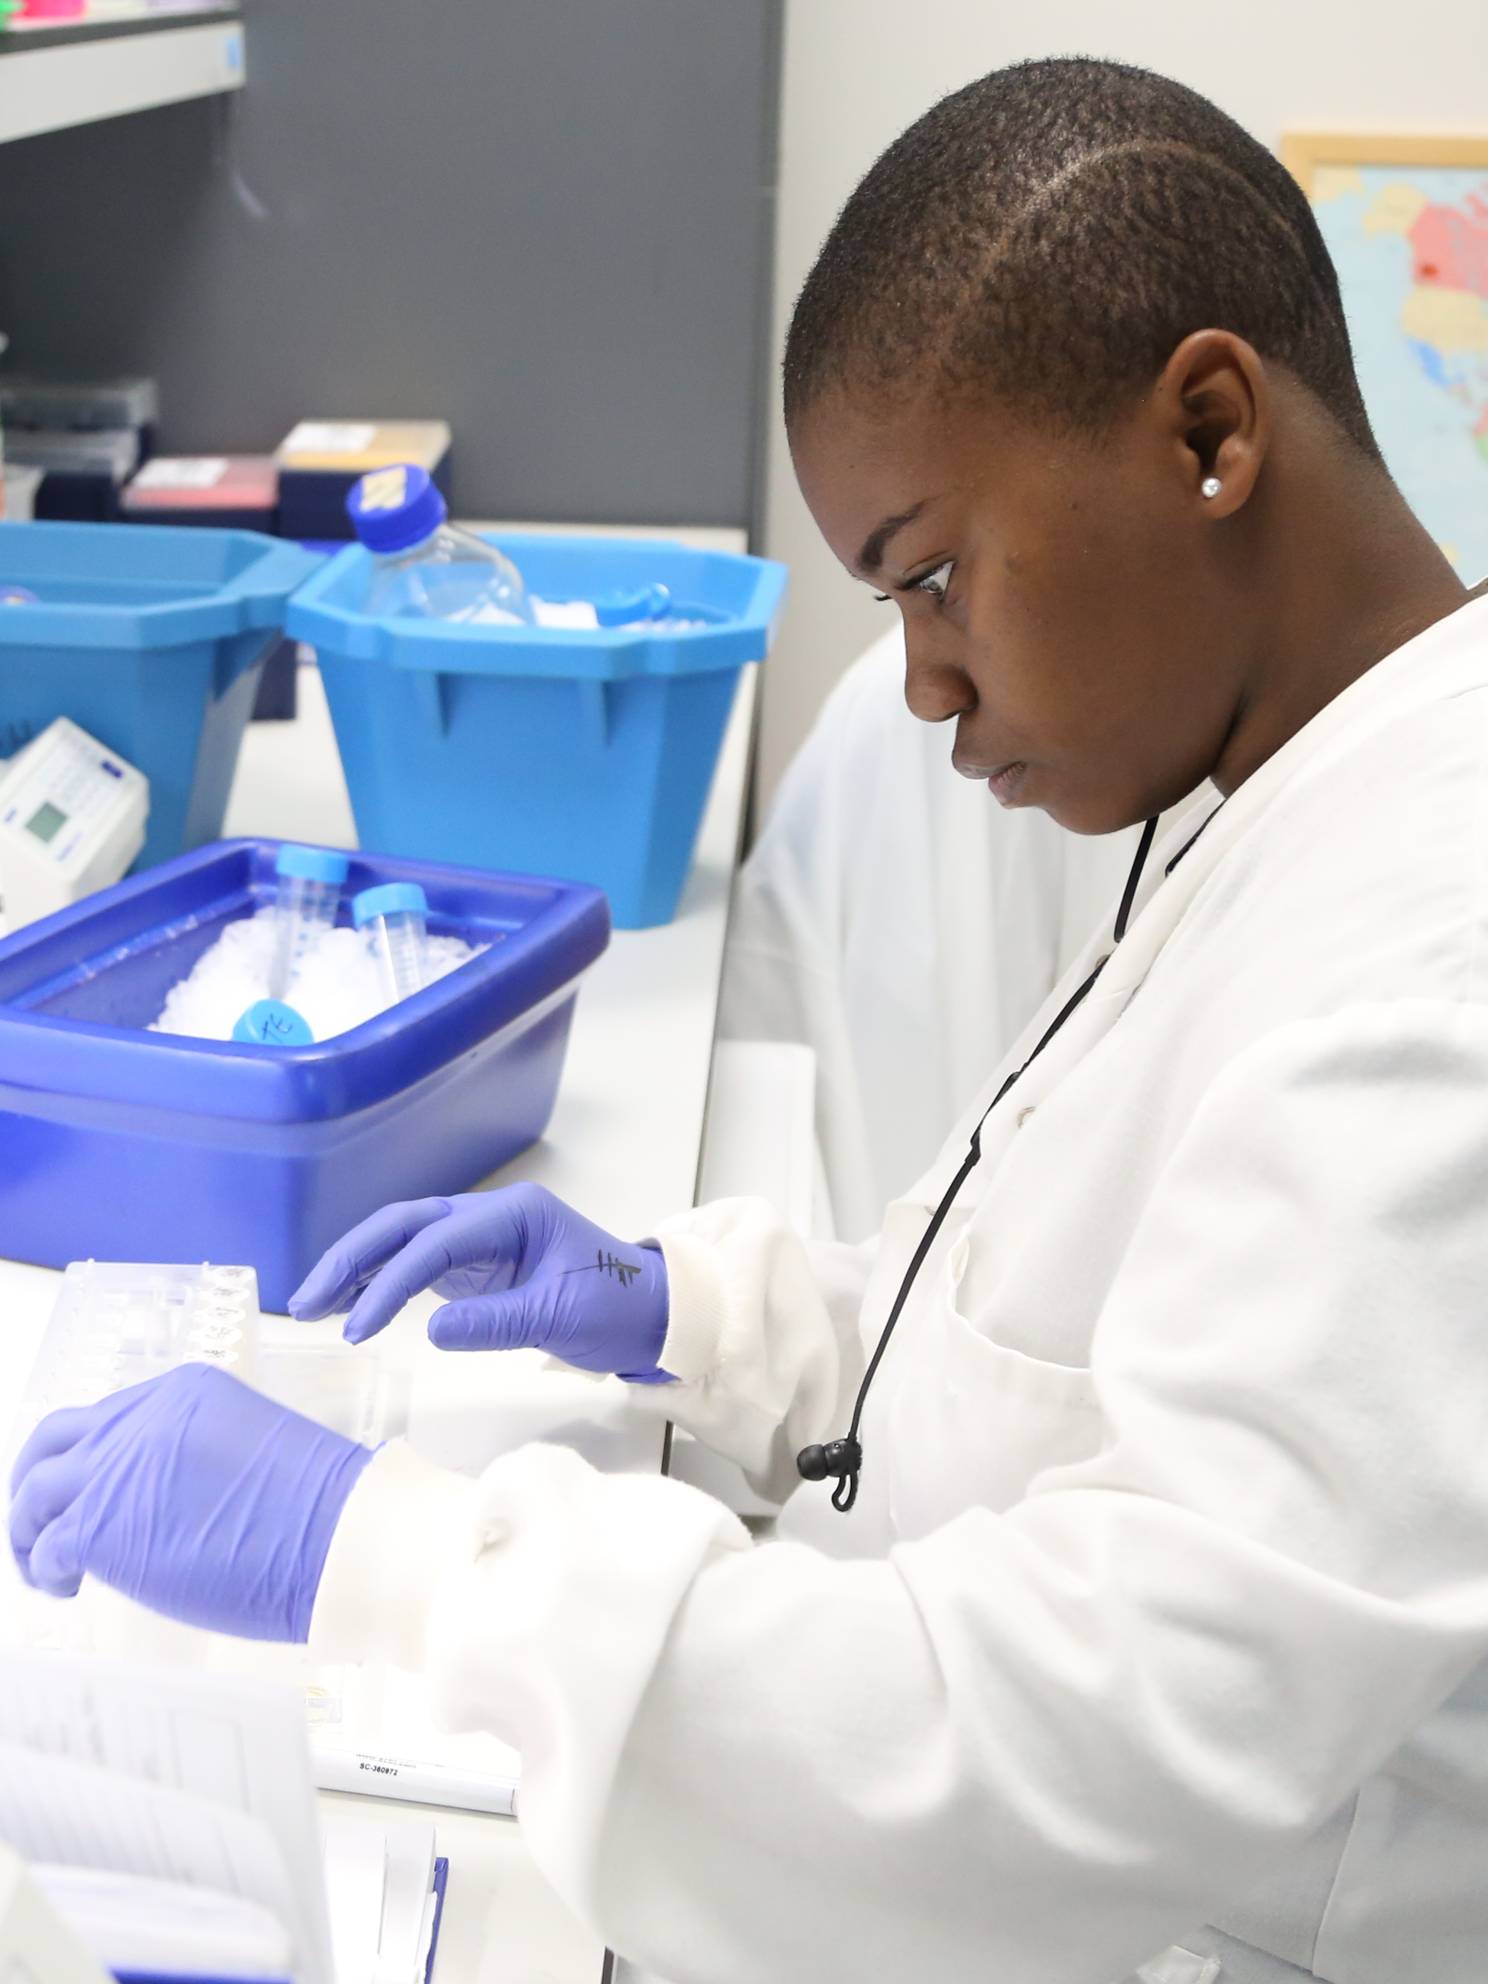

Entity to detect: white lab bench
[0,522,755,1984]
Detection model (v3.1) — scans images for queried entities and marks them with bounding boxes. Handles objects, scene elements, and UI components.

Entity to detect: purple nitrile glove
[289,1184,674,1383]
[8,1364,373,1643]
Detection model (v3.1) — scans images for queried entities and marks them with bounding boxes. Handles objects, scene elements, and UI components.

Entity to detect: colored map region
[1309,164,1488,579]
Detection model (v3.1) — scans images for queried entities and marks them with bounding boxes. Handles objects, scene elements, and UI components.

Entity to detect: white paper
[130,456,230,491]
[282,422,377,456]
[0,1741,296,1933]
[0,1847,109,1984]
[0,1652,333,1984]
[31,1865,291,1981]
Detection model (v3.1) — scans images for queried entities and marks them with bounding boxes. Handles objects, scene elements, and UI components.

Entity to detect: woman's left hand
[8,1364,373,1643]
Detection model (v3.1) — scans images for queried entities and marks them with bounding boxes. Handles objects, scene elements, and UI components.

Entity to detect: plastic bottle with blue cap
[347,465,535,627]
[353,882,431,1006]
[270,845,349,1001]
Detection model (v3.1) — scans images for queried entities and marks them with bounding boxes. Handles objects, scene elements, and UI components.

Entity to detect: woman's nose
[903,638,974,726]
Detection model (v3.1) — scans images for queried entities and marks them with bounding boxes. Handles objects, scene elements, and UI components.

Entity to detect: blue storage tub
[0,523,318,868]
[0,838,610,1310]
[288,535,787,928]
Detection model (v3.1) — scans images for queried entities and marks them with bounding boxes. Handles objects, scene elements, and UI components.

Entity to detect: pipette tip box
[274,420,451,542]
[122,454,279,534]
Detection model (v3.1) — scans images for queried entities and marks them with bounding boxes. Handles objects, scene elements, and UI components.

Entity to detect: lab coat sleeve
[310,1001,1488,1984]
[642,1197,878,1505]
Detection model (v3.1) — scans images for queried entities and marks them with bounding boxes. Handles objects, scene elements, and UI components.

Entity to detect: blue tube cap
[591,583,673,629]
[275,844,350,885]
[233,1000,314,1047]
[345,464,447,556]
[352,882,429,929]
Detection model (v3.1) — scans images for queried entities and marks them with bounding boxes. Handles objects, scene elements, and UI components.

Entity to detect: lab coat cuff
[308,1440,479,1671]
[652,1228,729,1384]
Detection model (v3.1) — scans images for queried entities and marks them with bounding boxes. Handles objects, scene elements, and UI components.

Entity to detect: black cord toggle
[796,1436,862,1482]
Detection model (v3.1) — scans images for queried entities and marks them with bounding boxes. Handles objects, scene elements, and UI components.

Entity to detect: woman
[12,58,1488,1984]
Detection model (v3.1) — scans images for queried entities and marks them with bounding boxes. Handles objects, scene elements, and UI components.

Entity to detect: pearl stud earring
[1201,476,1222,499]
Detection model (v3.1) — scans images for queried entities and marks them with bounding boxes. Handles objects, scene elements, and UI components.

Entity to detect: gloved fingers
[289,1199,453,1319]
[427,1289,554,1354]
[8,1451,84,1576]
[25,1509,85,1599]
[10,1404,93,1496]
[343,1196,532,1347]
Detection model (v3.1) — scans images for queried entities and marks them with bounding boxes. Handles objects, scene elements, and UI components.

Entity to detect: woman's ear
[1159,329,1270,519]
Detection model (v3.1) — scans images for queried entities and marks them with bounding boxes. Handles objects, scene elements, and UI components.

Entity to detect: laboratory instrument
[352,881,431,1004]
[0,716,148,930]
[270,842,348,998]
[233,998,315,1046]
[346,463,534,623]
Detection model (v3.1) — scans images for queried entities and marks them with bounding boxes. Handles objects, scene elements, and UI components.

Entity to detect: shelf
[0,7,243,145]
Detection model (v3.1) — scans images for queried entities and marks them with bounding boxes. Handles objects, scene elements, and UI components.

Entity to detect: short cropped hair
[783,57,1379,458]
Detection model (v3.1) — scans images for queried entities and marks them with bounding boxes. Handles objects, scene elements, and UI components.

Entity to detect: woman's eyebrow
[856,499,929,575]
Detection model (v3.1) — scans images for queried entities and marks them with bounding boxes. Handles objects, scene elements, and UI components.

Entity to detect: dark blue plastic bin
[0,839,610,1310]
[0,523,318,867]
[287,535,787,928]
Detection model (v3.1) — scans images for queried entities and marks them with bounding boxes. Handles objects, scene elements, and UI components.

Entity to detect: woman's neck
[1210,462,1470,798]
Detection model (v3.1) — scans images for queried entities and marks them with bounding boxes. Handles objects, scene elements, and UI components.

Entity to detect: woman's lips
[952,754,1031,805]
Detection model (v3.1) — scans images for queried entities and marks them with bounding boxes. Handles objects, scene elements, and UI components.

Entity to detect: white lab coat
[312,594,1488,1984]
[720,626,1148,1238]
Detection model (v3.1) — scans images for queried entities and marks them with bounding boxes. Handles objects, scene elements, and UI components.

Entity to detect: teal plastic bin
[0,522,318,868]
[288,534,786,927]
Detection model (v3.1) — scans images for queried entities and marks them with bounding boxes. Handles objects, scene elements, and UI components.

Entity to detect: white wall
[759,0,1488,809]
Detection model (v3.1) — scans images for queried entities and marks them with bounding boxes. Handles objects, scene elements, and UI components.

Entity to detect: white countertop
[0,521,755,1984]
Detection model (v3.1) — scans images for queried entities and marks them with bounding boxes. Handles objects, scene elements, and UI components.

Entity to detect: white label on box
[131,457,230,491]
[282,423,378,457]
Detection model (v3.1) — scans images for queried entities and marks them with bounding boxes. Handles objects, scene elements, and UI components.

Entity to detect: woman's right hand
[289,1184,673,1382]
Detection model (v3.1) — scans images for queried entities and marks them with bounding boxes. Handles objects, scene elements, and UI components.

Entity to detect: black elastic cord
[1163,797,1227,877]
[1115,813,1159,940]
[818,815,1162,1514]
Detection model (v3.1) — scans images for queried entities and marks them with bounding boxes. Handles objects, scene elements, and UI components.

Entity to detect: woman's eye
[912,561,954,601]
[869,561,954,606]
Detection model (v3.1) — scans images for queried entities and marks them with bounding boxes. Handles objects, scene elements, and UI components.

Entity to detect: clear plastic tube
[352,883,431,1006]
[270,846,349,1000]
